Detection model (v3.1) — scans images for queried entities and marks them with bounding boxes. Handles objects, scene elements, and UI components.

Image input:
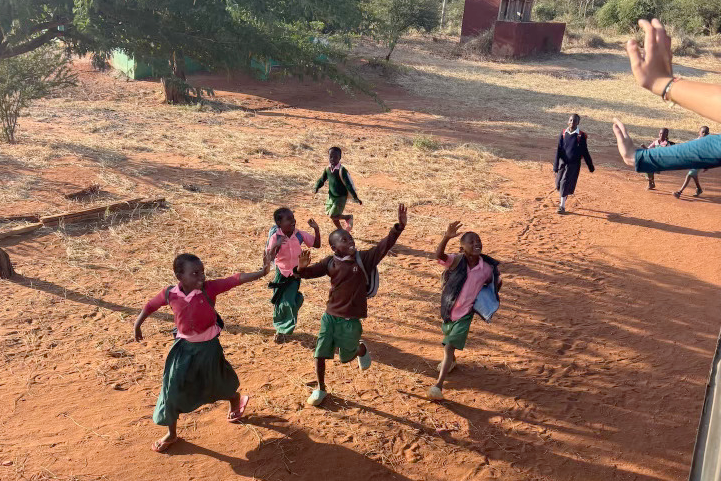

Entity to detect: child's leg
[434,343,456,390]
[162,421,178,443]
[679,174,691,193]
[330,216,343,230]
[647,173,655,189]
[315,357,327,391]
[693,174,702,190]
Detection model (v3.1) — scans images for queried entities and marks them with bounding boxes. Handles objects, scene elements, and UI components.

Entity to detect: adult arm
[313,169,328,193]
[634,135,721,173]
[626,19,721,123]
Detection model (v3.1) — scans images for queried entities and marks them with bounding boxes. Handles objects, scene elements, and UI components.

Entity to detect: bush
[584,34,608,48]
[597,0,661,31]
[365,0,440,60]
[0,46,76,143]
[456,29,494,58]
[413,135,440,151]
[91,52,110,72]
[596,0,621,28]
[672,33,703,56]
[667,0,721,35]
[533,2,557,21]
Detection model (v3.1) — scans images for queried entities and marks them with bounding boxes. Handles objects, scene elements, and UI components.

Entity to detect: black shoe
[273,333,286,344]
[673,191,681,198]
[694,188,703,197]
[557,206,566,214]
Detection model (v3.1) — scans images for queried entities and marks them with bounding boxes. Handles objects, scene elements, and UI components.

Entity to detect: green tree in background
[364,0,440,61]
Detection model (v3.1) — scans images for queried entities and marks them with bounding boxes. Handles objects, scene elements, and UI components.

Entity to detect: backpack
[326,166,356,199]
[165,285,224,338]
[327,251,379,298]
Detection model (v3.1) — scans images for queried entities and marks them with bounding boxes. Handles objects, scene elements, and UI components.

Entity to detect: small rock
[2,460,13,466]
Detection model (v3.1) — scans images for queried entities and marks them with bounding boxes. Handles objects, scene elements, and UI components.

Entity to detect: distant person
[295,204,407,407]
[674,127,710,198]
[428,221,501,401]
[266,208,321,343]
[612,19,721,171]
[554,114,595,214]
[643,128,675,190]
[133,252,272,453]
[314,146,362,231]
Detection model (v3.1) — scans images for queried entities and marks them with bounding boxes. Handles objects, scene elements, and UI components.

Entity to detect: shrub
[672,33,703,56]
[91,52,110,72]
[365,0,440,60]
[0,46,76,143]
[584,34,608,48]
[667,0,721,35]
[596,0,621,28]
[533,2,557,21]
[457,29,494,58]
[597,0,662,31]
[413,135,440,151]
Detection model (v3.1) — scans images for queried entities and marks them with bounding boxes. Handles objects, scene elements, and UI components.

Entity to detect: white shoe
[427,386,444,400]
[437,360,457,373]
[357,342,371,371]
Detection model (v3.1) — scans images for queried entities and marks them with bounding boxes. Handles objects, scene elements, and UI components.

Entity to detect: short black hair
[173,253,201,275]
[460,232,481,243]
[701,126,710,135]
[273,207,293,225]
[571,113,580,121]
[328,228,347,247]
[329,146,342,156]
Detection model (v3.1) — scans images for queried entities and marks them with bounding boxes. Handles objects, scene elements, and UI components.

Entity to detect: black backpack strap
[354,251,369,284]
[200,286,224,329]
[164,285,174,304]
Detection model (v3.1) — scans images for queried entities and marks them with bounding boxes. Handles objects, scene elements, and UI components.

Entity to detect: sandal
[151,437,179,453]
[227,395,250,423]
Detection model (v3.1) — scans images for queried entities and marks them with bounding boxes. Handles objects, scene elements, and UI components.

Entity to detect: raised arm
[362,204,406,268]
[307,219,321,248]
[295,250,330,279]
[314,169,328,193]
[436,221,462,262]
[627,19,721,123]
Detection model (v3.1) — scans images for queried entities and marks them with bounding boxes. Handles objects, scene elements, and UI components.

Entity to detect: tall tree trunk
[441,0,447,29]
[162,49,188,104]
[172,50,187,80]
[0,248,14,279]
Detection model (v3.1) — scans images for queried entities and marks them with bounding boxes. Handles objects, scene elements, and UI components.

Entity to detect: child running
[314,146,362,231]
[674,126,710,198]
[266,208,321,343]
[428,221,501,401]
[643,127,675,190]
[295,204,407,406]
[133,252,272,453]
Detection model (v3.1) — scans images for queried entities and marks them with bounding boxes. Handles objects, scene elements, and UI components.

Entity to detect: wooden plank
[0,223,43,240]
[0,215,40,223]
[40,197,164,226]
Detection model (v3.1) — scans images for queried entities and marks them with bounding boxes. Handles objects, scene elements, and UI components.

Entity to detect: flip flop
[151,437,179,453]
[227,395,250,423]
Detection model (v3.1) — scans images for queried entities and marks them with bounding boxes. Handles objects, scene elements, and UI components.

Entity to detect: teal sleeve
[314,170,328,192]
[634,135,721,173]
[341,168,359,200]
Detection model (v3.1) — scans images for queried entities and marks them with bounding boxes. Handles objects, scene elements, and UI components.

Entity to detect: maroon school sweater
[296,223,403,319]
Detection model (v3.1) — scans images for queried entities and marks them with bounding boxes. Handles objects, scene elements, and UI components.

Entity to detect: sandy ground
[1,52,721,481]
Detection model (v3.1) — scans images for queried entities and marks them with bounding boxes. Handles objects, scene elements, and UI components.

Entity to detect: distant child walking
[133,252,272,453]
[428,221,501,401]
[314,146,362,231]
[643,127,675,190]
[674,126,710,198]
[266,207,321,343]
[295,204,407,406]
[554,114,595,214]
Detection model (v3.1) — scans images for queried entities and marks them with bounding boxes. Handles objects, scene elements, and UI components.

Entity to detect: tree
[0,45,76,142]
[364,0,440,61]
[1,1,371,103]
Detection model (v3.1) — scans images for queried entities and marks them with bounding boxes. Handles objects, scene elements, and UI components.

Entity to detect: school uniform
[143,276,242,426]
[296,223,403,362]
[266,227,316,335]
[554,128,594,197]
[313,163,360,216]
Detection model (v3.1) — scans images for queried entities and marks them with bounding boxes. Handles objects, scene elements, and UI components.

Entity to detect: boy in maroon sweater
[296,204,407,406]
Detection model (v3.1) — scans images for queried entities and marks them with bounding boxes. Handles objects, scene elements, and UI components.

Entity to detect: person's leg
[434,343,457,390]
[330,215,343,230]
[678,174,691,193]
[315,357,326,392]
[693,175,703,196]
[161,421,177,443]
[308,314,334,405]
[647,173,655,189]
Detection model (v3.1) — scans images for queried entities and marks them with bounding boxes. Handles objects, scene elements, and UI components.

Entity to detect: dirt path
[1,63,721,481]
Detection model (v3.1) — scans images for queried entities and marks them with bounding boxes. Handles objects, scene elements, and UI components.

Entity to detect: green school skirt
[153,336,239,426]
[325,195,347,216]
[271,268,303,335]
[442,313,474,350]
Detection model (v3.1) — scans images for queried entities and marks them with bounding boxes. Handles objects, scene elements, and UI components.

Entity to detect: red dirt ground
[1,59,721,481]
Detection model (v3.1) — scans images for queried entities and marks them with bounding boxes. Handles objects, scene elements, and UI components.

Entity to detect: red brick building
[461,0,565,57]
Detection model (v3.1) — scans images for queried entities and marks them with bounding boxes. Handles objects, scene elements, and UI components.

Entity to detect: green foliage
[666,0,721,35]
[533,2,558,22]
[595,0,661,31]
[596,0,621,28]
[364,0,440,60]
[0,45,77,142]
[413,134,440,151]
[672,32,702,56]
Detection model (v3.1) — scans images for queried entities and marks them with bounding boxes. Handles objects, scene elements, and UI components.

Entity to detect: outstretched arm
[627,19,721,123]
[295,250,330,279]
[363,204,407,268]
[134,290,166,341]
[436,221,462,262]
[314,170,328,193]
[308,219,321,248]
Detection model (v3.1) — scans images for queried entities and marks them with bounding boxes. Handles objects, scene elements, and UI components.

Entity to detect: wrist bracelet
[661,77,679,104]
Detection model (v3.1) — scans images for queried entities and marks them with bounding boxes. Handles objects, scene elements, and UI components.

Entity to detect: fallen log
[0,215,40,223]
[0,223,43,240]
[0,248,14,279]
[40,198,165,226]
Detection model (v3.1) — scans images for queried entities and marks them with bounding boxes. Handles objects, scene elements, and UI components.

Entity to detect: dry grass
[353,34,721,143]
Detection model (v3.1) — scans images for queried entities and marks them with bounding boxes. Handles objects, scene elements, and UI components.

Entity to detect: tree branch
[0,29,62,60]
